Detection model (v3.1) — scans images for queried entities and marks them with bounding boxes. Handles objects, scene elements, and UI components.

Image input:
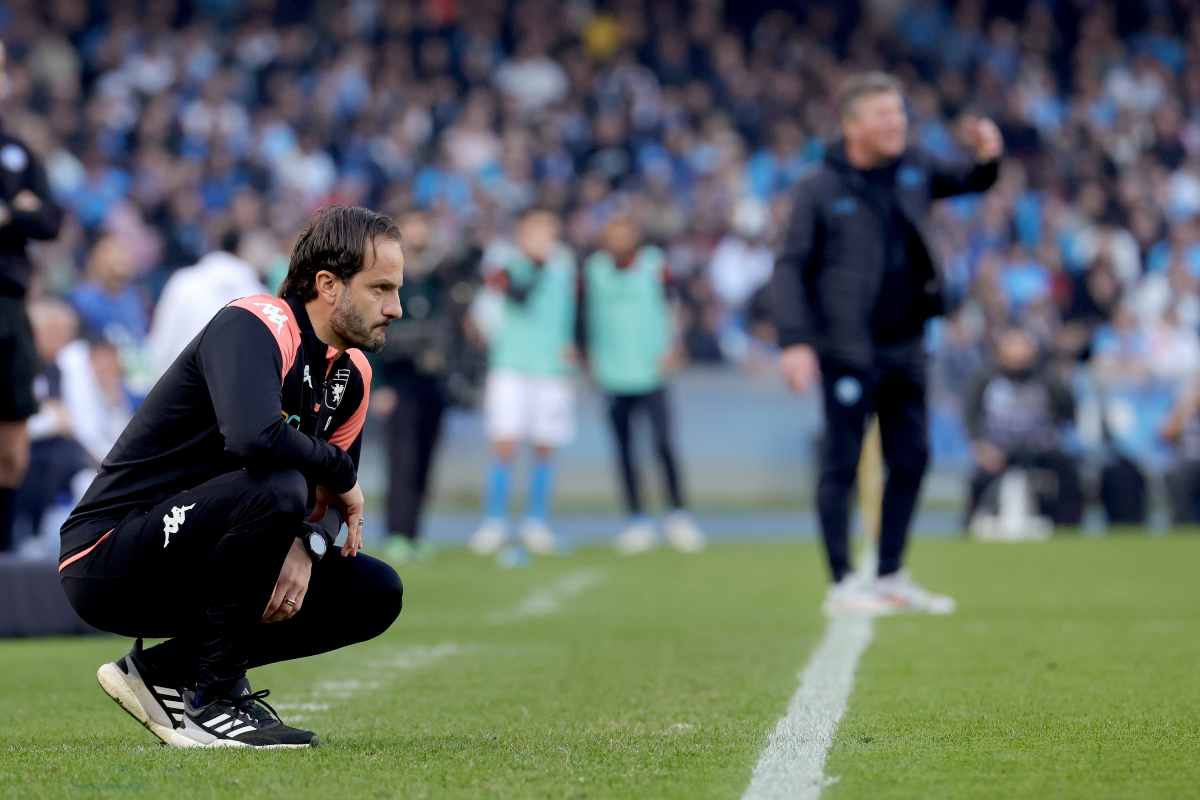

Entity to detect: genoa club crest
[325,369,351,410]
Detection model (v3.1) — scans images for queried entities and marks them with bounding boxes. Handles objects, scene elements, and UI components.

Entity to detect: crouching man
[59,206,405,748]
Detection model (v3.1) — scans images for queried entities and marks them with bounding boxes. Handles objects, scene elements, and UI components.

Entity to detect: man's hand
[780,344,820,394]
[371,387,398,418]
[660,346,686,373]
[309,482,366,557]
[973,440,1006,474]
[262,537,312,623]
[964,117,1003,162]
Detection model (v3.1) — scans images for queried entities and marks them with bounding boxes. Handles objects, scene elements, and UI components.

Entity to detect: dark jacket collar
[826,139,903,176]
[284,293,342,369]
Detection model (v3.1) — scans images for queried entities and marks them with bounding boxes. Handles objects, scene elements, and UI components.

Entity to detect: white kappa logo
[162,503,197,548]
[252,302,289,334]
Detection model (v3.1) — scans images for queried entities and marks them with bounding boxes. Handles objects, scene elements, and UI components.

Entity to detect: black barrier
[0,557,96,637]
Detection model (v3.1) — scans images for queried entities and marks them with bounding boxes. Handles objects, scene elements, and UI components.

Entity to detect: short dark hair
[837,72,903,120]
[279,205,402,301]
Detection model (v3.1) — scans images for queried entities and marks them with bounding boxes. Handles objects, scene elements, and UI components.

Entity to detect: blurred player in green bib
[469,209,576,556]
[582,216,704,554]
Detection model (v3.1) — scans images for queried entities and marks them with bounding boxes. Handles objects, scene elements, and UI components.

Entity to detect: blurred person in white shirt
[146,229,267,377]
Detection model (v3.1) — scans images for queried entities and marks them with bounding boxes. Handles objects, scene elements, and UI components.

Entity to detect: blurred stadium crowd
[6,0,1200,551]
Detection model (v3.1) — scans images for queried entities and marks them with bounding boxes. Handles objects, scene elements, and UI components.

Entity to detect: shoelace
[233,689,281,726]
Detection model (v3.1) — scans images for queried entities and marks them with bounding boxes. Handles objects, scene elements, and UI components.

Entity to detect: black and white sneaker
[96,638,192,746]
[177,681,319,749]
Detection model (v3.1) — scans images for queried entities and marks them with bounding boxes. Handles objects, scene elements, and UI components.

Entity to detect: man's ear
[314,270,340,303]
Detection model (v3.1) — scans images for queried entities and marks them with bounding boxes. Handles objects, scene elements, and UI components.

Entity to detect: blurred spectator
[146,229,266,377]
[371,209,482,562]
[13,298,93,556]
[965,328,1082,527]
[57,331,133,465]
[1160,381,1200,525]
[581,214,704,554]
[68,234,148,345]
[469,209,575,557]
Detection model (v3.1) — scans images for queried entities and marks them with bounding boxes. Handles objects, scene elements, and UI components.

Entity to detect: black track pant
[606,388,685,516]
[966,449,1084,526]
[816,356,929,583]
[60,468,403,696]
[385,373,447,540]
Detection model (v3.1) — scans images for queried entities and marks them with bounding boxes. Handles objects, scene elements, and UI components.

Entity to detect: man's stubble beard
[332,293,386,353]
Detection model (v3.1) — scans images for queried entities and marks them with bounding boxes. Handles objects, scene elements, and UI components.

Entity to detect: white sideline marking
[272,702,332,713]
[276,573,602,722]
[489,568,606,623]
[282,643,468,717]
[742,616,875,800]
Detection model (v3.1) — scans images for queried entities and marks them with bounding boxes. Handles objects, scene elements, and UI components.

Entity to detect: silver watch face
[308,531,327,558]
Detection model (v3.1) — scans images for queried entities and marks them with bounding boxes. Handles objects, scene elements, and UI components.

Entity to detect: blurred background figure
[1,0,1200,554]
[0,38,64,552]
[581,214,704,554]
[13,298,92,557]
[371,209,481,563]
[470,209,576,557]
[146,229,266,377]
[771,71,1001,615]
[964,327,1082,537]
[1158,381,1200,525]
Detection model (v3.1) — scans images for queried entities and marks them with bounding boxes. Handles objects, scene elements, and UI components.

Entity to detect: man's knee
[357,557,404,636]
[247,469,308,518]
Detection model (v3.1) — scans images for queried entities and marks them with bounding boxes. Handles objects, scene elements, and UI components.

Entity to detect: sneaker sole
[97,664,317,750]
[96,662,191,748]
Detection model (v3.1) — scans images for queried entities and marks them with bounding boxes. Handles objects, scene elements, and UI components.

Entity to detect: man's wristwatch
[298,524,331,564]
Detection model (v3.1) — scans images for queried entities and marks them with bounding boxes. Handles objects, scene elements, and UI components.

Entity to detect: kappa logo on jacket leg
[162,503,197,548]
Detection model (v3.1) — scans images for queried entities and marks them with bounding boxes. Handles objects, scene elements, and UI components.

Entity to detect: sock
[527,459,554,521]
[484,459,513,520]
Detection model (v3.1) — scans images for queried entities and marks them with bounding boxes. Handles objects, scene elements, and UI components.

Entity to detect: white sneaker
[615,520,657,555]
[469,518,508,556]
[519,518,557,555]
[872,571,956,615]
[822,576,896,617]
[663,511,706,553]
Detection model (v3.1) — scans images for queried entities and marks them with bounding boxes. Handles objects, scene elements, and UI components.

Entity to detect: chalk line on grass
[488,568,606,624]
[742,615,875,800]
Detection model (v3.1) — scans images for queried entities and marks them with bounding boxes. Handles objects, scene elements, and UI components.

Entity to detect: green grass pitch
[2,535,1198,798]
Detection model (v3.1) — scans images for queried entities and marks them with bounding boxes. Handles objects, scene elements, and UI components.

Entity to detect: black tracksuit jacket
[59,294,371,564]
[0,131,63,297]
[770,141,999,368]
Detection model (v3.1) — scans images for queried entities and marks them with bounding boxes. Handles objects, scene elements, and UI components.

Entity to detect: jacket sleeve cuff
[327,451,358,494]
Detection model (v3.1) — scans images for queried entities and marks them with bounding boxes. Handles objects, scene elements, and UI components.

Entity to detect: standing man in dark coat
[771,72,1002,614]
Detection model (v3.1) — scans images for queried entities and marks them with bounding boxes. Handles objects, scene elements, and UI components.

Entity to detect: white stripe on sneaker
[170,713,183,723]
[214,720,237,734]
[153,686,181,697]
[162,699,186,710]
[226,725,257,738]
[202,713,231,729]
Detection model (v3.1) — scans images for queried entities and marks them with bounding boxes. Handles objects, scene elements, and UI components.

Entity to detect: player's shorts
[0,296,39,422]
[484,369,575,447]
